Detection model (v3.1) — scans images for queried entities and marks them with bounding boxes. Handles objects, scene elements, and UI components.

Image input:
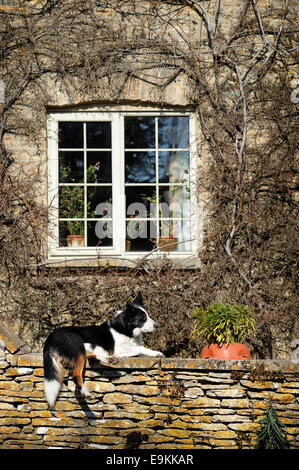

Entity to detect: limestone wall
[0,322,298,449]
[0,323,299,449]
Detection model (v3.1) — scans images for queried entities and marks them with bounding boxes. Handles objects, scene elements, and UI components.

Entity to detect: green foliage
[193,303,255,345]
[59,186,84,235]
[59,163,99,235]
[255,404,290,449]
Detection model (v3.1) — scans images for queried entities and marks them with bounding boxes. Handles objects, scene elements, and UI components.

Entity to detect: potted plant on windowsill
[159,219,178,252]
[66,221,84,247]
[140,193,178,252]
[59,163,100,247]
[193,303,255,359]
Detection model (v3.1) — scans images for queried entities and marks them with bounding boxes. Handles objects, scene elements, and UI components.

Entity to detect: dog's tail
[43,348,64,409]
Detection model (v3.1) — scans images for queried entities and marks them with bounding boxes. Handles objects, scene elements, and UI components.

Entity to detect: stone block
[206,387,245,398]
[221,399,250,409]
[116,384,160,396]
[183,397,220,408]
[103,392,133,404]
[0,322,29,354]
[228,422,260,432]
[184,387,204,398]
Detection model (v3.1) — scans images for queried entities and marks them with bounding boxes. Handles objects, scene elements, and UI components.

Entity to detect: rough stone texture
[0,325,298,449]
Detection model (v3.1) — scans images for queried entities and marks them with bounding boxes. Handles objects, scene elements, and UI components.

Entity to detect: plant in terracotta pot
[59,163,99,247]
[193,303,255,359]
[59,185,85,247]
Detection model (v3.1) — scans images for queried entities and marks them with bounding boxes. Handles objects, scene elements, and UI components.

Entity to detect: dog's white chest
[111,328,142,358]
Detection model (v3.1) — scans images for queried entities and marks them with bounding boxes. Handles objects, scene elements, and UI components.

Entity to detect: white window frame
[47,110,200,264]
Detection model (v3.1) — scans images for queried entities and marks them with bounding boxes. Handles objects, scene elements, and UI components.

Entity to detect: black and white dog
[43,292,163,408]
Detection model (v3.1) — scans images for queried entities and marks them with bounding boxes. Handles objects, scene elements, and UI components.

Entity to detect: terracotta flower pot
[200,343,251,360]
[66,235,84,247]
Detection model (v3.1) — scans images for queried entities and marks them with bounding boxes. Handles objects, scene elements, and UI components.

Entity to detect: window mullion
[155,117,159,243]
[83,122,87,247]
[112,113,123,254]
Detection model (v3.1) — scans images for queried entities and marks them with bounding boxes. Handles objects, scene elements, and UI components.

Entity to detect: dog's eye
[139,311,147,324]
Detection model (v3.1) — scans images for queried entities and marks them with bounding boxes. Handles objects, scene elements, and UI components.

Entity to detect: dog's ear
[133,291,143,305]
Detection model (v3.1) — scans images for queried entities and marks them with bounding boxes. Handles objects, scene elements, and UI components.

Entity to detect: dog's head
[113,292,158,338]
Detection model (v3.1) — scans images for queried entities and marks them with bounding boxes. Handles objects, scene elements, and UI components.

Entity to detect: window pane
[59,186,84,218]
[125,151,156,183]
[159,219,191,252]
[88,221,113,247]
[158,117,189,149]
[87,186,112,218]
[87,152,111,183]
[126,186,156,218]
[125,117,155,149]
[126,220,157,252]
[159,186,190,218]
[59,151,84,183]
[159,151,189,184]
[59,221,84,246]
[86,122,111,148]
[59,122,83,148]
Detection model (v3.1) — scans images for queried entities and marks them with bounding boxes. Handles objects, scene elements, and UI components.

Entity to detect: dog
[43,292,163,408]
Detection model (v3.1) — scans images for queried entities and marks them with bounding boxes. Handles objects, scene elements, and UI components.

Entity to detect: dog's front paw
[153,351,164,357]
[107,356,120,365]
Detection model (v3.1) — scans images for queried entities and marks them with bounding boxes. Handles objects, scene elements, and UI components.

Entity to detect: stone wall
[0,322,298,449]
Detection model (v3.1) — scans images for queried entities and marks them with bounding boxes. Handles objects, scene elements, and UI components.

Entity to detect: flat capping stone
[0,321,30,354]
[15,353,299,373]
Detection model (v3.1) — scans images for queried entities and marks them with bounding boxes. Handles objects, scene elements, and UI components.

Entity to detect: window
[47,111,199,262]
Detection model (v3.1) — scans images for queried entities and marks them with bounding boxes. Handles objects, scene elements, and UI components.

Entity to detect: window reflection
[158,117,189,149]
[125,117,155,149]
[159,186,190,218]
[159,151,189,184]
[125,151,156,183]
[86,122,111,148]
[59,122,83,148]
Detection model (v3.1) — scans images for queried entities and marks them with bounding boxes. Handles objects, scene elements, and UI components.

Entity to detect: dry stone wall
[0,322,298,449]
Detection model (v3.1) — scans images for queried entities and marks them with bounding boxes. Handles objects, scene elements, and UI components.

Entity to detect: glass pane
[59,122,83,149]
[126,186,156,218]
[126,220,157,252]
[59,221,84,246]
[159,186,190,218]
[125,117,155,149]
[88,221,113,247]
[86,122,111,148]
[125,151,156,183]
[158,116,189,149]
[59,152,84,183]
[159,219,191,252]
[159,151,189,184]
[87,152,111,183]
[87,186,112,218]
[59,186,84,218]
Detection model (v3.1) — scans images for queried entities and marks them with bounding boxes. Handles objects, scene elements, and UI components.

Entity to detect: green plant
[59,163,100,235]
[59,185,85,235]
[255,403,290,449]
[193,303,255,346]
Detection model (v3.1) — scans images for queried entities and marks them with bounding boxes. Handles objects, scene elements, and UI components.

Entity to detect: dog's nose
[153,322,158,330]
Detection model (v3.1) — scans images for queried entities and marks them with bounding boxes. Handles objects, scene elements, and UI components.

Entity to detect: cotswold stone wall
[0,323,298,449]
